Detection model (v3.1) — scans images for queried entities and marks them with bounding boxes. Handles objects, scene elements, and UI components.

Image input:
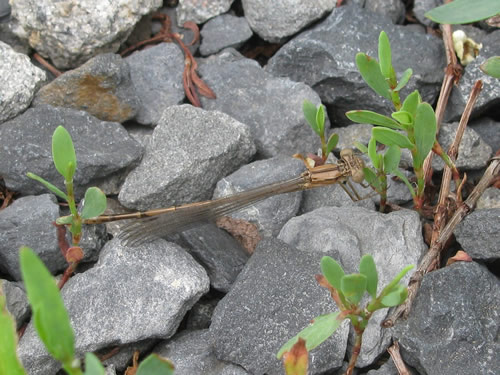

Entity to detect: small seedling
[27,126,107,287]
[277,255,414,375]
[346,31,460,210]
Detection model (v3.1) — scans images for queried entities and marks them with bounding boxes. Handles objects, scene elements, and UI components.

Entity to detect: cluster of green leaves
[345,31,452,210]
[27,126,107,247]
[302,100,339,163]
[425,0,500,79]
[0,248,175,375]
[277,255,413,374]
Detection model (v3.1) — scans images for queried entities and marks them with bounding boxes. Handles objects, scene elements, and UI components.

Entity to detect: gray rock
[444,31,500,122]
[242,0,336,43]
[105,364,117,375]
[176,0,233,26]
[125,43,185,126]
[454,208,500,262]
[17,238,210,375]
[210,237,350,374]
[200,14,253,56]
[476,187,500,210]
[394,262,500,375]
[0,20,31,55]
[278,206,425,366]
[1,280,29,328]
[0,0,10,19]
[266,5,445,126]
[0,105,143,198]
[154,330,250,375]
[101,339,157,372]
[0,195,61,280]
[213,155,305,237]
[32,53,140,123]
[0,41,45,123]
[185,296,219,330]
[366,359,400,375]
[119,104,255,211]
[179,224,250,292]
[199,49,325,157]
[10,0,163,69]
[469,117,500,154]
[365,0,406,24]
[412,0,442,27]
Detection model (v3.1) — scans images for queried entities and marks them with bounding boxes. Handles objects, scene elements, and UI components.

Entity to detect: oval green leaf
[383,145,401,174]
[372,128,414,149]
[381,284,408,307]
[136,354,175,375]
[303,100,321,136]
[0,294,26,375]
[80,187,107,220]
[277,312,343,359]
[480,56,500,79]
[316,104,326,135]
[391,111,413,127]
[394,68,413,92]
[346,110,402,129]
[326,133,339,157]
[359,255,378,299]
[26,172,69,201]
[320,256,344,291]
[341,274,367,305]
[84,353,105,375]
[378,31,393,79]
[392,169,416,198]
[425,0,500,24]
[355,53,391,101]
[20,247,75,363]
[401,90,421,118]
[367,137,379,168]
[52,126,77,181]
[363,167,381,191]
[414,102,437,161]
[354,141,368,154]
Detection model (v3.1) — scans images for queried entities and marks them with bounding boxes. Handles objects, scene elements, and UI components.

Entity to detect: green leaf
[480,56,500,79]
[355,53,391,101]
[136,354,175,375]
[414,103,437,162]
[368,137,379,168]
[341,274,367,305]
[277,312,343,359]
[392,169,416,198]
[26,172,69,201]
[425,0,500,24]
[363,167,381,191]
[379,264,414,301]
[359,255,378,299]
[303,100,321,136]
[320,256,344,291]
[383,145,401,174]
[394,69,413,92]
[19,247,75,364]
[325,133,339,157]
[52,126,77,181]
[55,215,74,225]
[80,187,107,220]
[354,141,368,154]
[0,292,26,375]
[401,90,421,118]
[372,128,414,149]
[346,110,402,129]
[378,31,393,79]
[381,284,408,307]
[391,111,413,127]
[84,353,105,375]
[316,104,326,136]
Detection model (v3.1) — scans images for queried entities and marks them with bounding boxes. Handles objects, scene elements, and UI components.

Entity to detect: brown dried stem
[32,53,63,77]
[387,340,411,375]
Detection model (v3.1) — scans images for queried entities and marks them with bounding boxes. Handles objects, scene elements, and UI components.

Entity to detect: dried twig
[32,52,63,77]
[387,340,411,375]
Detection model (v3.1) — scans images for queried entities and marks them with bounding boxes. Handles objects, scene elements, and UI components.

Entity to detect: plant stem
[345,329,363,375]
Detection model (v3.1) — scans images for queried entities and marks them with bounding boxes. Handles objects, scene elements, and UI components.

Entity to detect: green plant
[425,0,500,79]
[345,31,460,211]
[277,255,414,375]
[27,126,107,287]
[0,248,175,375]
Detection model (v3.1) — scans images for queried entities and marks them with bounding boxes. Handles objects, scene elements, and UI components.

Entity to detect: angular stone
[0,41,45,123]
[278,206,425,366]
[469,117,500,154]
[154,330,250,374]
[199,49,325,157]
[242,0,335,43]
[119,104,255,211]
[266,5,445,126]
[125,43,185,126]
[0,105,143,198]
[454,208,500,262]
[394,262,500,375]
[210,237,350,374]
[17,238,210,375]
[10,0,163,69]
[176,0,233,26]
[200,13,253,56]
[1,279,29,328]
[33,53,140,123]
[365,0,406,24]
